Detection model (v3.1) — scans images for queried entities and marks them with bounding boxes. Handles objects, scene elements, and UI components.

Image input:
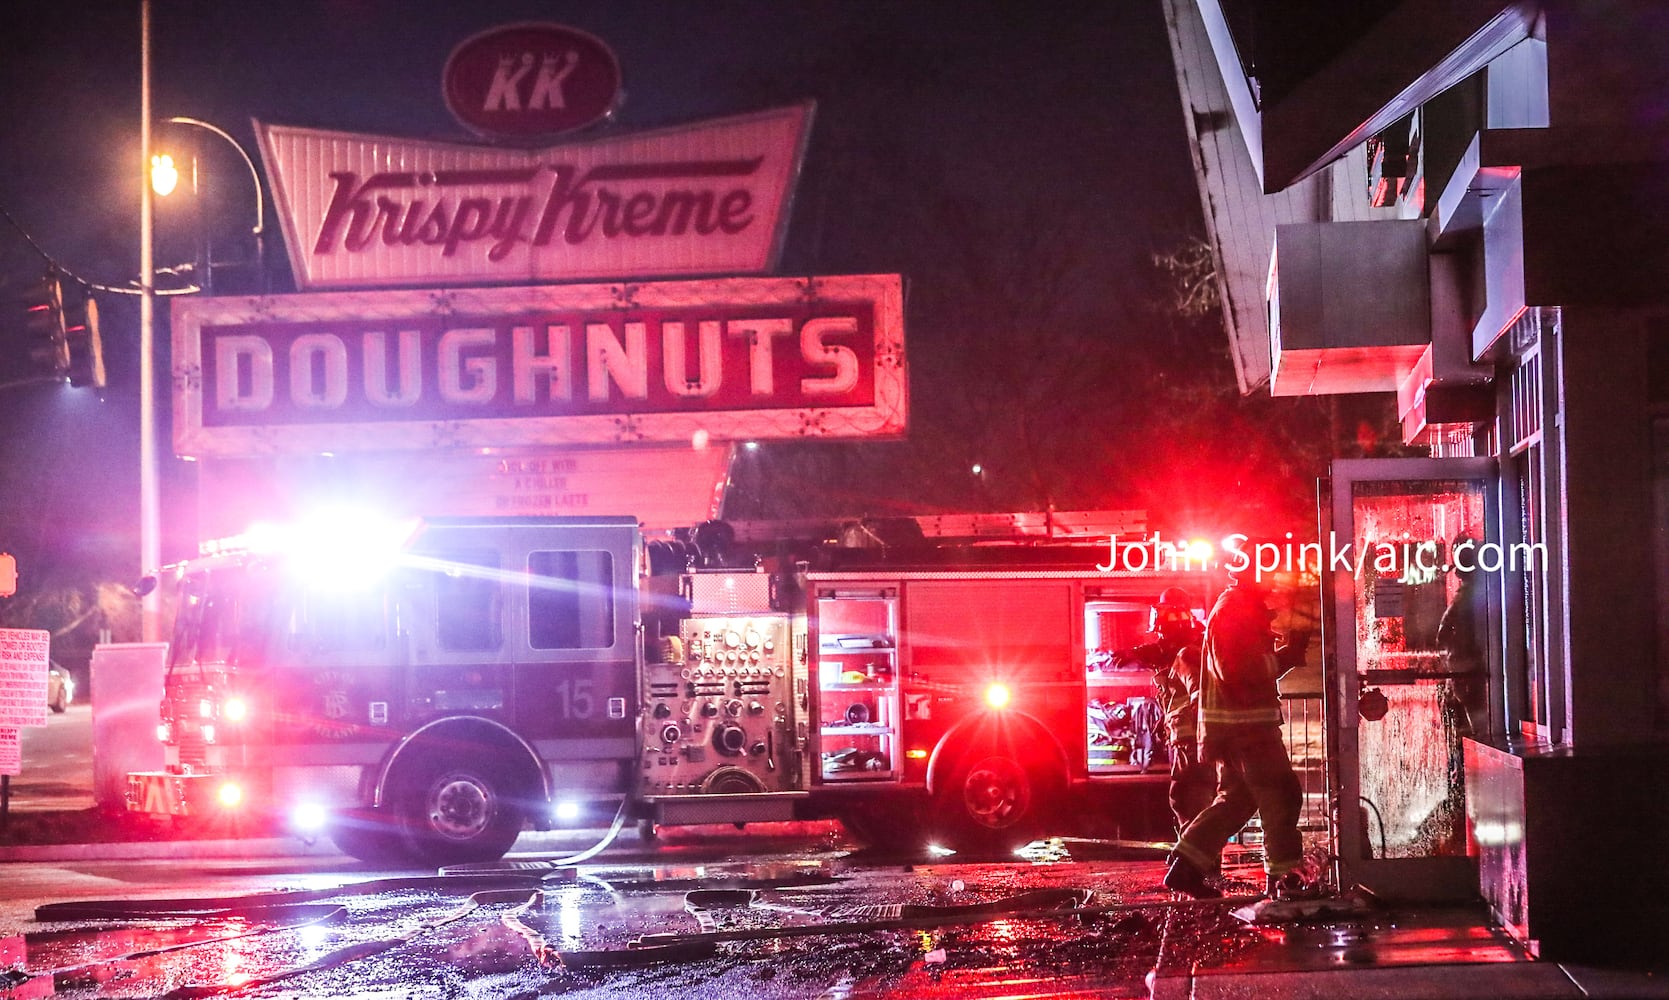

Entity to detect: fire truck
[126,512,1220,865]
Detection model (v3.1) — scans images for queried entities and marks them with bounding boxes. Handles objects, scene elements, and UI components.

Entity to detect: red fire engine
[126,512,1220,864]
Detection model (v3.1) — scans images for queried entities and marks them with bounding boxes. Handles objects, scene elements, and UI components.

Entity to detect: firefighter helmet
[1150,586,1195,634]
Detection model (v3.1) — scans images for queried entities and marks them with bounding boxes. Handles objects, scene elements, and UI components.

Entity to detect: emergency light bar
[198,510,421,588]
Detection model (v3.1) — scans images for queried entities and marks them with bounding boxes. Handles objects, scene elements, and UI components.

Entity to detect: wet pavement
[0,829,1575,1000]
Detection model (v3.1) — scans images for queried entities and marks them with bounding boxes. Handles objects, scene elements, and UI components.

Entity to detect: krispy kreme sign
[171,274,906,458]
[256,104,813,290]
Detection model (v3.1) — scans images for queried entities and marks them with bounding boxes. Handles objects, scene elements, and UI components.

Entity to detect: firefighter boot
[1266,871,1321,901]
[1163,856,1223,899]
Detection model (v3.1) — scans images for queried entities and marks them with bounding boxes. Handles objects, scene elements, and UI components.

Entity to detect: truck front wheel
[327,810,410,866]
[395,753,525,866]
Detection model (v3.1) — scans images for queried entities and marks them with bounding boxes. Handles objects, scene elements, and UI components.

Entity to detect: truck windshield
[168,561,280,668]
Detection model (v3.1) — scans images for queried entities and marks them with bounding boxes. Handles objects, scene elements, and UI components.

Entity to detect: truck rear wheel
[933,751,1053,854]
[395,752,525,866]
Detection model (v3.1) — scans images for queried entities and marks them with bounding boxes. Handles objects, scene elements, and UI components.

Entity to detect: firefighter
[1162,568,1316,901]
[1126,587,1215,833]
[1420,537,1489,855]
[1435,538,1487,738]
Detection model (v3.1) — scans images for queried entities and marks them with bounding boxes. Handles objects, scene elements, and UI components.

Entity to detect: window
[1506,321,1563,742]
[435,550,503,652]
[284,584,388,654]
[528,550,614,650]
[168,572,207,667]
[175,566,281,664]
[1654,418,1669,728]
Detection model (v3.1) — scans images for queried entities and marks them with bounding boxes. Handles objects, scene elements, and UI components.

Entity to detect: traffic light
[7,272,104,388]
[17,272,70,380]
[62,288,105,388]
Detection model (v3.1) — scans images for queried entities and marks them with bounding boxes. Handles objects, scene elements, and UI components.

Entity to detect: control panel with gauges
[639,614,800,795]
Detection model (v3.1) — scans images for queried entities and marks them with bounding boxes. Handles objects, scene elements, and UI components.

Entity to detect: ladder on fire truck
[725,509,1149,547]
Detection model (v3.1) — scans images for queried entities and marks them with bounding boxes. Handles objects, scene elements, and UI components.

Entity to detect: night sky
[0,1,1229,593]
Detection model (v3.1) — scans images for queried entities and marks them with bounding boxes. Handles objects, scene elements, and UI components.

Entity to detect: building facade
[1165,0,1669,960]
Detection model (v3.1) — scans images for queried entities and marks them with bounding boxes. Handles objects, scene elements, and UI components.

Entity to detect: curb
[0,836,342,864]
[1152,962,1669,1000]
[0,826,645,865]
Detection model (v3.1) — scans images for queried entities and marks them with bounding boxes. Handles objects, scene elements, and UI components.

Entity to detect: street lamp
[150,116,267,294]
[140,0,158,641]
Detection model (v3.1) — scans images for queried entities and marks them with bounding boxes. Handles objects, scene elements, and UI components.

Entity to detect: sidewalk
[1156,961,1669,1000]
[1148,894,1669,1000]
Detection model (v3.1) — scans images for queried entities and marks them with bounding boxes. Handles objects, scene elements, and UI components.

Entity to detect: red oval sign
[443,23,621,139]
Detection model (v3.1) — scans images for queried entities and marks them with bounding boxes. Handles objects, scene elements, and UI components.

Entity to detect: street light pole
[161,116,267,293]
[139,0,160,641]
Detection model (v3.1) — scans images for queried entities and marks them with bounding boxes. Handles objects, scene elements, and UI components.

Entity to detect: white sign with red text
[172,273,906,458]
[256,104,813,290]
[0,628,49,729]
[195,444,734,539]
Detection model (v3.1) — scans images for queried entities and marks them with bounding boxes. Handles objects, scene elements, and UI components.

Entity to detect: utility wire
[1,201,201,297]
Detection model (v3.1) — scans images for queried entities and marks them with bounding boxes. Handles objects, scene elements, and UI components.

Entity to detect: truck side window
[436,549,503,651]
[528,550,614,649]
[288,585,388,653]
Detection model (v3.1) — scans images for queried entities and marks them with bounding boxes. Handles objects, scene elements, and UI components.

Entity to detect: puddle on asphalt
[1,859,1525,1000]
[1,906,363,999]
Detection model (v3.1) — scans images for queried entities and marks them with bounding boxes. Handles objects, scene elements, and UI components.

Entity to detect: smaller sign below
[0,727,19,776]
[197,443,735,542]
[0,628,49,729]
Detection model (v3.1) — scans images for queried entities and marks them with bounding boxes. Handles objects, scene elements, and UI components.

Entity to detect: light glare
[150,154,179,197]
[292,802,328,832]
[217,782,244,808]
[984,683,1011,710]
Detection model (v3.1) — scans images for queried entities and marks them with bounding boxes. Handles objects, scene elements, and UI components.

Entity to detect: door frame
[1328,456,1500,902]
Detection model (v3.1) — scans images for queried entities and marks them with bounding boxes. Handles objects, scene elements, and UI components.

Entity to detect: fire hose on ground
[14,865,1280,987]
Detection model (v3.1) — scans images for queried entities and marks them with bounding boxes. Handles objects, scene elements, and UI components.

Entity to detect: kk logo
[445,24,622,138]
[485,51,581,112]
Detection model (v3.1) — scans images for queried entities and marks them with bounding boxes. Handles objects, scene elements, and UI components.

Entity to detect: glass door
[1329,457,1500,902]
[814,590,900,782]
